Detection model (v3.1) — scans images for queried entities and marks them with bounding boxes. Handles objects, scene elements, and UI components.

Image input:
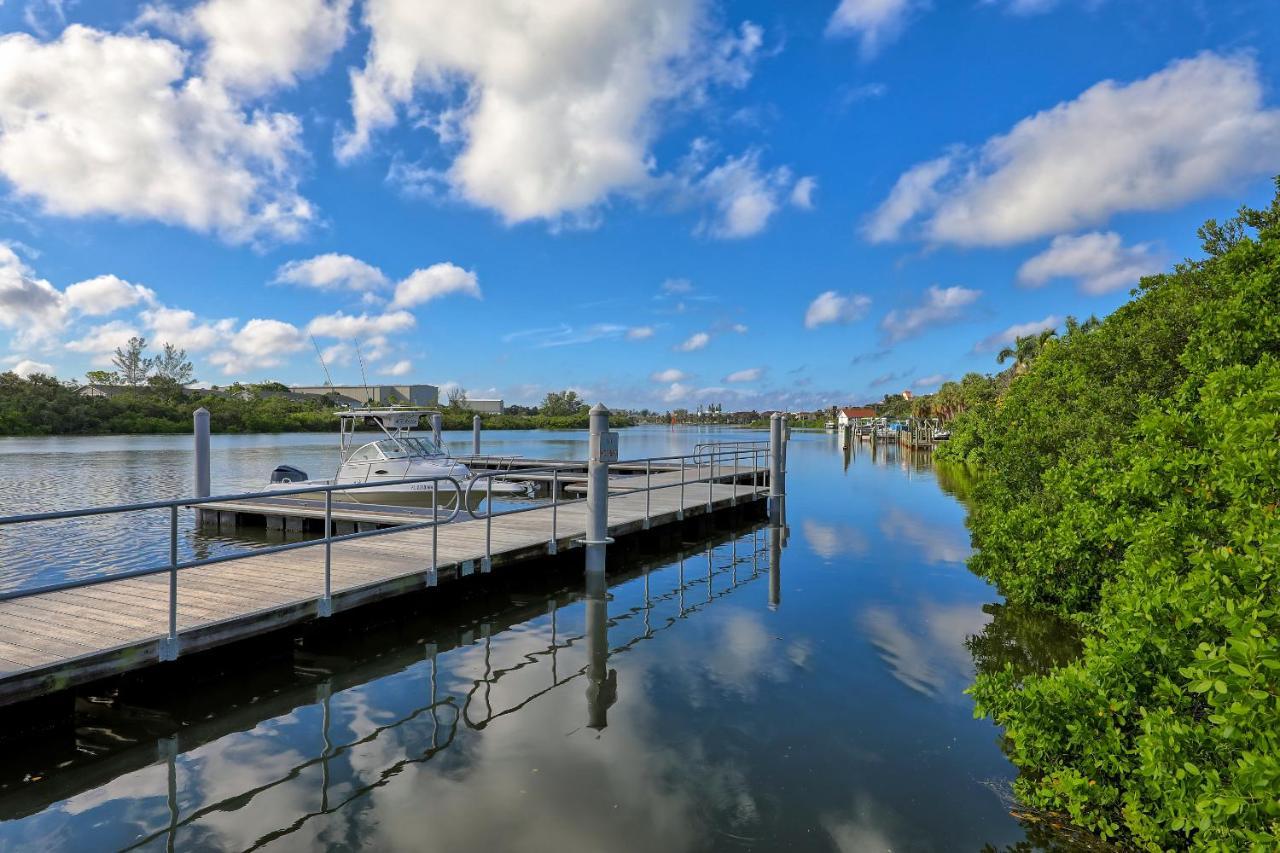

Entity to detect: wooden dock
[0,475,766,708]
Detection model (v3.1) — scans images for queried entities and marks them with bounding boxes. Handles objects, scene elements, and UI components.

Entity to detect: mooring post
[472,415,481,456]
[585,403,614,548]
[768,413,783,524]
[193,407,210,527]
[431,412,443,447]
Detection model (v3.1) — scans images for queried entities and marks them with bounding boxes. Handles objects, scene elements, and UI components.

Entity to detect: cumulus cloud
[865,53,1280,246]
[140,306,235,351]
[1018,232,1162,294]
[627,326,656,340]
[340,0,764,225]
[0,245,66,344]
[64,275,156,316]
[651,368,688,383]
[805,291,872,329]
[7,358,55,378]
[0,26,312,243]
[688,148,795,238]
[138,0,353,95]
[974,314,1061,352]
[209,318,305,373]
[392,262,481,308]
[274,253,388,292]
[677,332,710,352]
[826,0,922,58]
[881,285,980,343]
[65,320,143,366]
[725,367,762,382]
[380,358,412,376]
[790,176,817,210]
[306,310,416,338]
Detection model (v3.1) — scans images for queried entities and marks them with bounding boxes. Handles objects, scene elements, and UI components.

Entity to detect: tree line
[931,181,1280,848]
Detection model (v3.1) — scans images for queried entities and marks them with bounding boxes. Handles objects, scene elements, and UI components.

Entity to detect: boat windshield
[375,436,443,459]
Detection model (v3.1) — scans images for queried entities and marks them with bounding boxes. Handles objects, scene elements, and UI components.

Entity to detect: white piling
[472,415,481,456]
[194,407,210,498]
[585,403,613,547]
[431,412,443,447]
[768,413,783,523]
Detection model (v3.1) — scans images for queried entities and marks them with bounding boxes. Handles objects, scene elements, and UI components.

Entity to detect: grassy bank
[0,377,632,435]
[934,182,1280,848]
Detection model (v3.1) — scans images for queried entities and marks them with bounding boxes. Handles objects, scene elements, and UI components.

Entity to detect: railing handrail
[0,474,469,527]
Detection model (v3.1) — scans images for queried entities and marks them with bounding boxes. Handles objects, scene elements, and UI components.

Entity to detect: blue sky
[1,0,1277,410]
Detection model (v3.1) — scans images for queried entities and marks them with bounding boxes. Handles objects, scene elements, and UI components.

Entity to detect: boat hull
[265,478,527,510]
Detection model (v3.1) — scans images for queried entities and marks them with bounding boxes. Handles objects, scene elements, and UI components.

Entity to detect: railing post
[160,505,180,661]
[584,404,613,547]
[319,490,333,617]
[483,497,492,573]
[549,469,559,554]
[472,415,481,456]
[643,460,651,530]
[429,482,438,586]
[706,452,713,511]
[732,450,739,506]
[677,455,685,520]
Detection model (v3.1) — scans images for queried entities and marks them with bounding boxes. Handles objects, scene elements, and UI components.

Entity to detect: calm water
[0,427,1078,851]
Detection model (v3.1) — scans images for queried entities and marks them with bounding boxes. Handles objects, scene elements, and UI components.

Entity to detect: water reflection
[0,428,1089,850]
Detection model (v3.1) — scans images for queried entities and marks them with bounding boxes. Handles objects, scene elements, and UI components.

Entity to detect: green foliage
[539,389,587,416]
[954,180,1280,848]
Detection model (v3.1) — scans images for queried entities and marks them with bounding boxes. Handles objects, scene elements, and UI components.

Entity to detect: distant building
[78,384,122,399]
[290,384,439,406]
[901,390,914,401]
[837,406,877,428]
[459,399,504,415]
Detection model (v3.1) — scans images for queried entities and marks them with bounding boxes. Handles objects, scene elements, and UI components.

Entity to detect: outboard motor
[270,465,309,484]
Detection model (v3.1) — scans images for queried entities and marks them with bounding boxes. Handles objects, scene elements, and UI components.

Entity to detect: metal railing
[0,474,466,660]
[461,444,768,569]
[0,441,770,664]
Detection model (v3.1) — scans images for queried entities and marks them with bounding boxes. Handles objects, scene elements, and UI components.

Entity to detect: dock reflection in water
[0,427,1080,851]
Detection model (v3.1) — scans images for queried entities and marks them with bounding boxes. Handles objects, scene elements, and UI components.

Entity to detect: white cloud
[805,291,872,329]
[209,318,305,374]
[306,310,417,338]
[725,367,762,382]
[651,368,688,383]
[913,373,948,390]
[340,1,763,225]
[661,278,693,296]
[65,320,141,366]
[676,331,710,352]
[274,253,388,292]
[663,381,691,403]
[826,0,921,58]
[8,358,55,378]
[0,26,312,243]
[865,53,1280,246]
[139,0,353,95]
[790,176,817,210]
[974,314,1061,352]
[627,326,655,340]
[690,148,793,238]
[1018,232,1162,294]
[881,285,981,342]
[0,245,65,344]
[380,358,412,377]
[731,323,749,334]
[140,306,234,351]
[392,263,481,309]
[63,275,156,316]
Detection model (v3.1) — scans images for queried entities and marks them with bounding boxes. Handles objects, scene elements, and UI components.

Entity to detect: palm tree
[997,328,1057,375]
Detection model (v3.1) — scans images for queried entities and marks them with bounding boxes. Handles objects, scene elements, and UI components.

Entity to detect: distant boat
[824,420,836,430]
[265,408,528,509]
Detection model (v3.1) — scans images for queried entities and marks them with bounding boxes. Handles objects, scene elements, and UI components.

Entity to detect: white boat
[265,408,529,510]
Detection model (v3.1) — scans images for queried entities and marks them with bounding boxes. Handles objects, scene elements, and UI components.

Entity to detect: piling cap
[194,407,209,415]
[590,402,610,414]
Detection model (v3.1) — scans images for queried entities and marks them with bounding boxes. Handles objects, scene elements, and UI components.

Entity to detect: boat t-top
[266,407,528,509]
